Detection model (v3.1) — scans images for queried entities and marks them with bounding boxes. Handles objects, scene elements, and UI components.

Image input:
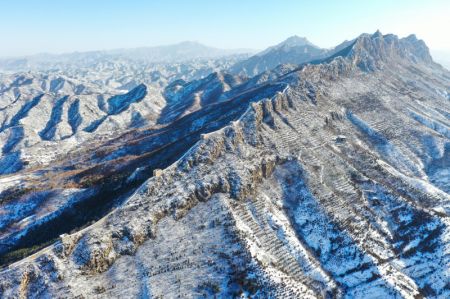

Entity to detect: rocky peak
[257,36,320,57]
[401,34,433,63]
[230,36,326,76]
[280,35,317,48]
[371,29,383,38]
[345,31,434,71]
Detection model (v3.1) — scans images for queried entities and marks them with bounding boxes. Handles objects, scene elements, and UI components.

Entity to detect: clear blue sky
[1,0,449,57]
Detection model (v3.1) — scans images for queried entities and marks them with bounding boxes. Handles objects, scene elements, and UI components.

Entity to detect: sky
[1,0,449,57]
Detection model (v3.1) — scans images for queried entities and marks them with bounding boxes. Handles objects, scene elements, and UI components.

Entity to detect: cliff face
[1,32,450,298]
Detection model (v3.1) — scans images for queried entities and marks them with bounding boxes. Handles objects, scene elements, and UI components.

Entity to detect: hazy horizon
[1,0,449,57]
[0,40,259,59]
[2,34,450,62]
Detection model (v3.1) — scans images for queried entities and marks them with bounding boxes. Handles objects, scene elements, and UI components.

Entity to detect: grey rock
[0,31,449,298]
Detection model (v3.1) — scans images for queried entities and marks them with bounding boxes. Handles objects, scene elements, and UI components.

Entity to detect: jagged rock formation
[0,32,449,298]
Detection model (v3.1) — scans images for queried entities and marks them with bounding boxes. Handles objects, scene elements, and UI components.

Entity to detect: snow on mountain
[0,31,449,298]
[229,36,328,76]
[257,35,319,56]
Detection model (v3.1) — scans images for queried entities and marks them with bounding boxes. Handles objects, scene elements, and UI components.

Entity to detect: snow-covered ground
[0,31,449,298]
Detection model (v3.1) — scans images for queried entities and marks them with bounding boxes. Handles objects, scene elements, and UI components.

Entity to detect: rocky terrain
[229,35,354,77]
[0,31,449,298]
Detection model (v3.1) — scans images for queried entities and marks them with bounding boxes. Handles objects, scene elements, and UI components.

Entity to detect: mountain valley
[0,32,449,298]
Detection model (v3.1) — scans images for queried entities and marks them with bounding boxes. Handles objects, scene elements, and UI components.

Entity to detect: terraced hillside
[0,32,449,298]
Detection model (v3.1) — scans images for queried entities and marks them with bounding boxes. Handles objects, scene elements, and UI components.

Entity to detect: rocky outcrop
[1,31,449,298]
[346,31,435,71]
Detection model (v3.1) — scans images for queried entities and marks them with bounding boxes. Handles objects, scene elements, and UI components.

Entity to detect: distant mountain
[1,31,450,298]
[107,41,255,62]
[257,35,318,56]
[229,35,329,76]
[0,42,255,72]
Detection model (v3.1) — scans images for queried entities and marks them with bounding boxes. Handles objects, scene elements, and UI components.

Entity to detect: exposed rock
[0,31,449,298]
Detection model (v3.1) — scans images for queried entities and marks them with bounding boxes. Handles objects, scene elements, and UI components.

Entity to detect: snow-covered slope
[228,35,357,77]
[0,32,449,298]
[229,36,328,76]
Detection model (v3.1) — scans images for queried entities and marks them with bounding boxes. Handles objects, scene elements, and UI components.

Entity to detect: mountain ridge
[229,35,328,77]
[0,31,449,298]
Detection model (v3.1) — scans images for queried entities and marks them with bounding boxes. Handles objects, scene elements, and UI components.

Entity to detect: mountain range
[0,42,254,72]
[0,31,449,298]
